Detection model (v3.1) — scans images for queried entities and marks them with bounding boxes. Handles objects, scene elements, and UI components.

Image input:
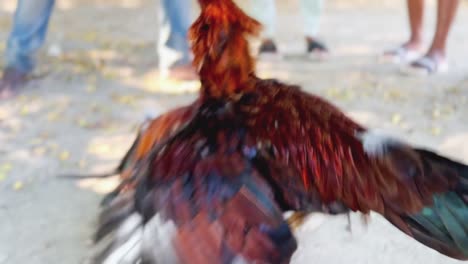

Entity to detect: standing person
[0,0,55,99]
[157,0,196,81]
[0,0,196,99]
[384,0,459,75]
[249,0,328,58]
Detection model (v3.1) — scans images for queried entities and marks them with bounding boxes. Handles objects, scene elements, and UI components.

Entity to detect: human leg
[1,0,55,98]
[408,0,459,75]
[299,0,328,55]
[157,0,196,80]
[384,0,425,64]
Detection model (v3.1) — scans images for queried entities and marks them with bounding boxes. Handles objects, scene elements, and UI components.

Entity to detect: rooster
[88,0,468,263]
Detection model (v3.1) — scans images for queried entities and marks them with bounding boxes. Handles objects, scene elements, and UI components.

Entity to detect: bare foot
[0,68,28,99]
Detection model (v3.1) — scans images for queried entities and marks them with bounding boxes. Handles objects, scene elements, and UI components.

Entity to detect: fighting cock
[88,0,468,263]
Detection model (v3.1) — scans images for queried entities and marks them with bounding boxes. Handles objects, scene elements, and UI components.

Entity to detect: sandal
[401,56,448,76]
[382,46,422,64]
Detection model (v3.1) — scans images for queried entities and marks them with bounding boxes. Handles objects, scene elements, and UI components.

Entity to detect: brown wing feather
[117,103,198,178]
[242,79,462,215]
[168,154,296,264]
[237,79,467,259]
[92,102,298,264]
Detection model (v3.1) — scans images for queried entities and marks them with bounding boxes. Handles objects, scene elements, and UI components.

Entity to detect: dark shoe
[258,39,278,54]
[306,38,329,60]
[0,68,28,99]
[258,39,282,60]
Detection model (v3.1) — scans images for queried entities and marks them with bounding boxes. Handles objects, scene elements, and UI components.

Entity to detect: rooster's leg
[346,212,352,233]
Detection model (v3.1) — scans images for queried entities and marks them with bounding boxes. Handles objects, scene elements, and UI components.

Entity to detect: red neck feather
[189,0,261,99]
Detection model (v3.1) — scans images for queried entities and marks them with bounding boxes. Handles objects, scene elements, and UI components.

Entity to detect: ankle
[425,49,446,62]
[403,39,423,51]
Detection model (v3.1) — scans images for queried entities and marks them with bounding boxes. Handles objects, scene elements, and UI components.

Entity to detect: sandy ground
[1,0,468,263]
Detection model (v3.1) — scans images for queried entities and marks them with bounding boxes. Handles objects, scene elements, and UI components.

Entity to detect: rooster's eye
[201,23,210,31]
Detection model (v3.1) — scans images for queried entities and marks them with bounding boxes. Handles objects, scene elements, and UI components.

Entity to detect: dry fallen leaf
[47,111,61,122]
[59,151,70,161]
[111,94,138,105]
[77,118,89,128]
[0,108,8,120]
[384,90,405,101]
[326,88,340,99]
[29,138,44,145]
[17,95,28,102]
[33,146,48,156]
[39,132,51,140]
[78,159,87,169]
[103,71,118,80]
[86,84,97,93]
[82,31,98,43]
[391,113,402,125]
[431,126,442,136]
[13,181,23,190]
[76,117,110,130]
[0,172,7,182]
[104,125,118,133]
[48,142,59,151]
[432,108,441,119]
[447,86,461,94]
[431,105,454,120]
[90,103,103,114]
[1,163,12,172]
[460,96,467,104]
[88,143,112,155]
[20,106,30,116]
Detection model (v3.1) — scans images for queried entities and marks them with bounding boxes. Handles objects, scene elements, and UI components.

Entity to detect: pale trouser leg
[246,0,277,39]
[299,0,324,37]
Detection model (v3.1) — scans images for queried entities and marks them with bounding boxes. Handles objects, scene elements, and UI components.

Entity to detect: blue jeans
[157,0,193,74]
[5,0,55,73]
[4,0,192,74]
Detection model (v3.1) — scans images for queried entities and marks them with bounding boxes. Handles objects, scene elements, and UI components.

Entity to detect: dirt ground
[1,0,468,263]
